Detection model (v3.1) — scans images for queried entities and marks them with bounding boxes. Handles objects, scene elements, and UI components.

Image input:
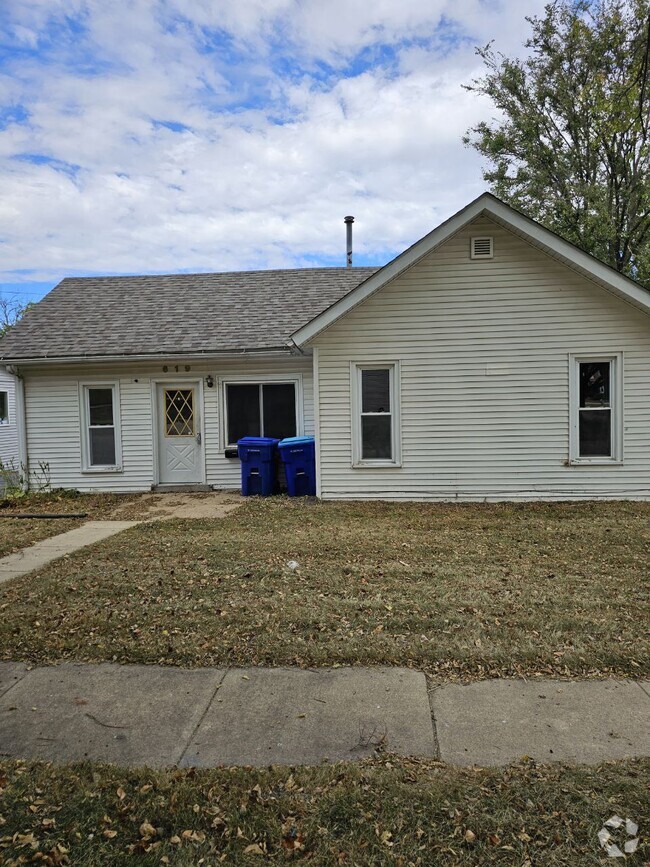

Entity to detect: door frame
[151,377,206,486]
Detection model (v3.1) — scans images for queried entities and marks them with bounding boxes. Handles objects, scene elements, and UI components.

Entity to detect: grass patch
[0,499,648,679]
[0,757,648,865]
[0,517,80,558]
[0,492,145,557]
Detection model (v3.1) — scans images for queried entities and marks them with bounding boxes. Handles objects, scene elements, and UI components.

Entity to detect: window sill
[568,458,623,467]
[352,460,402,469]
[81,466,123,474]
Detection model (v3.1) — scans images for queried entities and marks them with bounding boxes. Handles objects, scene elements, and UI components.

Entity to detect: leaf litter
[0,498,648,682]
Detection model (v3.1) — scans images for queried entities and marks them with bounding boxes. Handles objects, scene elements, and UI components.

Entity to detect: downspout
[6,365,28,491]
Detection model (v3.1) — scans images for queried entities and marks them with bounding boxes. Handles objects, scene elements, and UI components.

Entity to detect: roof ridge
[57,266,379,283]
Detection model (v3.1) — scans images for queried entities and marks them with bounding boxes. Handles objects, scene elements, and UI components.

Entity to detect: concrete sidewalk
[0,521,140,585]
[0,662,648,768]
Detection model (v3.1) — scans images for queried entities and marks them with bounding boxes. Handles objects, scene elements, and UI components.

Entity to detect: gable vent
[470,236,494,259]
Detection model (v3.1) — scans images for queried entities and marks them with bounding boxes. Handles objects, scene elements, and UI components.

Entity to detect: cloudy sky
[0,0,547,304]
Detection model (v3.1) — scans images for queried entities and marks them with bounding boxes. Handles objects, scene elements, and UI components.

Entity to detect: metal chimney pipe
[344,215,354,267]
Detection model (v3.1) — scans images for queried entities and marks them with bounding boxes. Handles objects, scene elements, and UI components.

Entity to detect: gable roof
[289,193,650,347]
[0,267,377,362]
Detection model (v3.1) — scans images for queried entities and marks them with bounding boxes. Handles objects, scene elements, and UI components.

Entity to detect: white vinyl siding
[21,356,313,492]
[312,215,650,501]
[0,371,19,473]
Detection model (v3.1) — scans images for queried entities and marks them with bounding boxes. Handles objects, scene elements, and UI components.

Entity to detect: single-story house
[1,192,649,501]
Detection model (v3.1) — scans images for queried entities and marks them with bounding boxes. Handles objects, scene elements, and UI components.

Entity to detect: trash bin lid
[237,437,280,446]
[278,436,315,448]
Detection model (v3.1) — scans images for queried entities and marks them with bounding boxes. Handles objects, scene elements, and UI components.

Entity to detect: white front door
[157,383,203,485]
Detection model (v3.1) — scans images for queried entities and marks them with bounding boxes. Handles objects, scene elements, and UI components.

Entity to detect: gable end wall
[312,216,650,500]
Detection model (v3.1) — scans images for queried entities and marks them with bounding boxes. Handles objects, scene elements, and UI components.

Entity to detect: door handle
[196,432,202,445]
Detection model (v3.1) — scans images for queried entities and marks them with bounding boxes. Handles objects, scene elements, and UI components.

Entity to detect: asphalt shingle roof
[0,267,378,360]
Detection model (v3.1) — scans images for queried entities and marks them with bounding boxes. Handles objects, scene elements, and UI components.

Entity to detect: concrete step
[152,484,213,493]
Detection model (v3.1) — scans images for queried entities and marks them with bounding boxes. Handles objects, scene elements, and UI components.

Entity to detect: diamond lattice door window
[165,388,195,437]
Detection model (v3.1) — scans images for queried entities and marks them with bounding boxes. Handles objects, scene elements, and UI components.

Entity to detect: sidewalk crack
[426,676,441,760]
[637,681,650,701]
[176,667,229,766]
[0,664,31,701]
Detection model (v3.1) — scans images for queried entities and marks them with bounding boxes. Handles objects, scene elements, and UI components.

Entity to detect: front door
[157,383,203,485]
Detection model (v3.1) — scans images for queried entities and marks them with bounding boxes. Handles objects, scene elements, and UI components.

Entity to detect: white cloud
[0,0,547,291]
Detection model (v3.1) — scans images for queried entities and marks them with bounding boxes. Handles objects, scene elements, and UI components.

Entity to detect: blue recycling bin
[237,437,279,496]
[278,436,316,496]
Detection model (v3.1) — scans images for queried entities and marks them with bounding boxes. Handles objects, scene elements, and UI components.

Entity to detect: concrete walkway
[0,492,243,585]
[0,662,648,768]
[0,521,140,585]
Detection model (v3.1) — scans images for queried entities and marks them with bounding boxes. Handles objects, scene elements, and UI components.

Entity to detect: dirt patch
[110,492,243,521]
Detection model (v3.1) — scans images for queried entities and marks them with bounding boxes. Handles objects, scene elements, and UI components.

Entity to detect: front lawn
[0,492,146,557]
[1,757,648,865]
[0,499,647,679]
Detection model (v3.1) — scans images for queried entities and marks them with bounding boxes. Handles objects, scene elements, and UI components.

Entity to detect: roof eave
[0,346,302,366]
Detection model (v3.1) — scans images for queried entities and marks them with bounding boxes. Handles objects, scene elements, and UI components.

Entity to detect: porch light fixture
[205,375,214,388]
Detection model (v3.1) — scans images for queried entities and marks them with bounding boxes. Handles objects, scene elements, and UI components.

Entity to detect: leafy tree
[0,295,33,337]
[464,0,650,285]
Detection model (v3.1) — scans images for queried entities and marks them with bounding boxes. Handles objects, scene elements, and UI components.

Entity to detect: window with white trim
[570,355,622,463]
[80,384,121,470]
[352,363,401,466]
[0,391,8,425]
[225,382,297,444]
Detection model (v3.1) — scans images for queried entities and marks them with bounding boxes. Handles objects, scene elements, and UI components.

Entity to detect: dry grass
[0,492,145,557]
[0,499,648,679]
[0,517,80,558]
[0,757,648,865]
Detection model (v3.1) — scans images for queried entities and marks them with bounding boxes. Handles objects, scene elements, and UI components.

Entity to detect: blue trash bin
[278,436,316,496]
[237,437,280,496]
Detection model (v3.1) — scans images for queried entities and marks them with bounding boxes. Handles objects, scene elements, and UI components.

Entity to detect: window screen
[0,391,7,425]
[578,361,612,457]
[87,386,116,466]
[226,383,296,443]
[360,368,392,460]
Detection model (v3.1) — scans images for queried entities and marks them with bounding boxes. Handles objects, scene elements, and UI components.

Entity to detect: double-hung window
[224,381,298,445]
[569,355,622,463]
[352,363,401,466]
[0,391,8,425]
[81,384,121,470]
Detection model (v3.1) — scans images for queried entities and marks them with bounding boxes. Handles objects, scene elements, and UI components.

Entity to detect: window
[0,391,8,425]
[352,363,401,466]
[80,384,121,470]
[225,382,297,444]
[164,388,195,436]
[570,355,622,463]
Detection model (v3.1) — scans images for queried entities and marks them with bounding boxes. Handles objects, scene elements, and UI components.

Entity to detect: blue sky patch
[13,154,81,178]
